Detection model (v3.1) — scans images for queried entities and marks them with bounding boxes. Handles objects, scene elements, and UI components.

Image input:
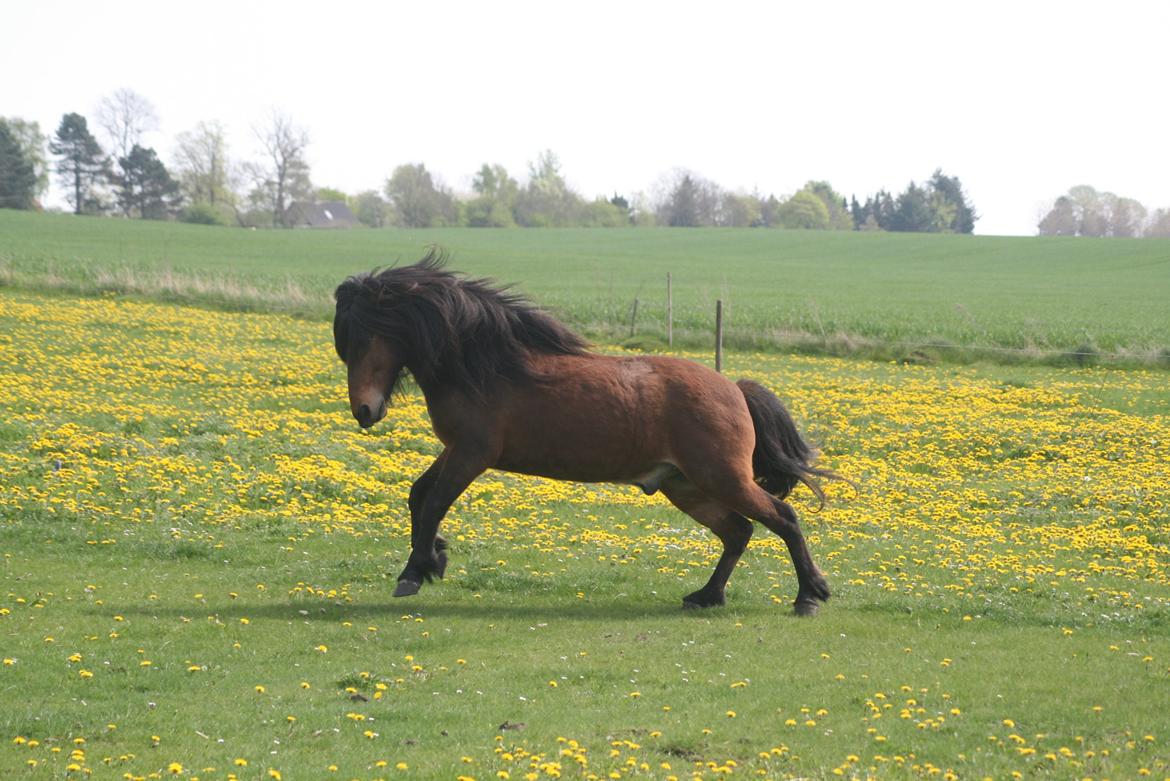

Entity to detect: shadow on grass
[93,596,782,623]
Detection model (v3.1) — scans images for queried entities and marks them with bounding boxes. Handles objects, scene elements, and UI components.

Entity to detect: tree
[384,163,456,227]
[173,121,235,211]
[1038,196,1078,235]
[316,186,348,203]
[1109,197,1146,238]
[2,117,49,200]
[655,170,721,227]
[775,190,830,229]
[466,163,518,227]
[96,88,159,164]
[49,113,111,215]
[889,182,933,232]
[514,150,583,227]
[352,190,389,228]
[247,111,312,227]
[0,121,39,209]
[1146,208,1170,238]
[927,170,977,233]
[802,181,853,230]
[114,144,180,219]
[719,192,762,227]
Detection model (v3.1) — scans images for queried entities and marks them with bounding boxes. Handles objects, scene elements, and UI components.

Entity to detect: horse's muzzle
[355,401,386,429]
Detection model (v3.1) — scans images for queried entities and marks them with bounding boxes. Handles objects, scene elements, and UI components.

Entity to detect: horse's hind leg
[753,497,830,616]
[661,478,752,608]
[689,476,829,616]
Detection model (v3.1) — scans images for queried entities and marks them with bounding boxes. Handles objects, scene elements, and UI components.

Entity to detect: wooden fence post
[629,297,639,338]
[666,272,673,347]
[715,299,723,373]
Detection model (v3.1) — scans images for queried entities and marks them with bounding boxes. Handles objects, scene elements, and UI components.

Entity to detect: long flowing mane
[333,250,588,395]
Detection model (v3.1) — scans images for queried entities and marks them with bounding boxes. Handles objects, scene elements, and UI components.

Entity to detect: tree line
[3,88,981,233]
[1038,185,1170,238]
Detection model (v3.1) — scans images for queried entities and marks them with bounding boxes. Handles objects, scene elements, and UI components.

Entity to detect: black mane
[333,250,588,396]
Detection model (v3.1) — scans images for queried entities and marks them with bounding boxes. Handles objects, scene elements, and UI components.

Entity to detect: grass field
[3,210,1170,362]
[2,289,1169,780]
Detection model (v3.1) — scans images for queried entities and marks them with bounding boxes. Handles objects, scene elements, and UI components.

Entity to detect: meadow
[2,286,1169,780]
[2,210,1170,361]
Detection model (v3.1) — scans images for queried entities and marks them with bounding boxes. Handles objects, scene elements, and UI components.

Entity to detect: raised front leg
[394,447,488,597]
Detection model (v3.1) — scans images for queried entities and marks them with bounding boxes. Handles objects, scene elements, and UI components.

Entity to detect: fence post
[629,297,639,338]
[715,299,723,373]
[666,272,673,347]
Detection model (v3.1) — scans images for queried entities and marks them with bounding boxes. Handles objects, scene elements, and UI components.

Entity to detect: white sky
[4,0,1168,236]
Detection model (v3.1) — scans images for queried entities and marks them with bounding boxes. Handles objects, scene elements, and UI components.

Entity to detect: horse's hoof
[682,590,725,609]
[393,579,422,598]
[794,599,820,617]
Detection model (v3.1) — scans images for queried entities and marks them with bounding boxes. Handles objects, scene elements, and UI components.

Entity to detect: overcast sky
[5,0,1167,236]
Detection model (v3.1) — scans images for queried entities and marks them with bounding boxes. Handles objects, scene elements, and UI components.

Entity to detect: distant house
[285,200,358,228]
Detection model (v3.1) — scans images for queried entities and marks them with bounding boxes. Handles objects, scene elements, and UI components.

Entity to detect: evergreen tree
[49,113,110,214]
[0,121,39,209]
[890,182,933,232]
[114,145,180,219]
[928,169,977,233]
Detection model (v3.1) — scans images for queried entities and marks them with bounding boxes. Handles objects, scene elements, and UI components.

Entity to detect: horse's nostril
[357,404,371,423]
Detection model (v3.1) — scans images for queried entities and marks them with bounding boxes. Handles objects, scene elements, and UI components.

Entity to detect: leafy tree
[384,163,457,227]
[1038,196,1078,236]
[247,111,312,227]
[1109,197,1146,238]
[316,186,348,203]
[719,192,762,227]
[802,181,853,230]
[173,121,235,212]
[514,151,582,227]
[776,191,830,229]
[467,163,518,227]
[96,88,159,162]
[2,117,49,199]
[352,190,389,228]
[578,197,629,227]
[928,170,977,233]
[49,113,111,214]
[0,120,39,209]
[1146,208,1170,238]
[114,144,180,219]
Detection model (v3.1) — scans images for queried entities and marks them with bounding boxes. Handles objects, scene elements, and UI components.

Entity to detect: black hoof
[393,579,421,598]
[435,549,448,579]
[682,589,725,609]
[794,599,820,617]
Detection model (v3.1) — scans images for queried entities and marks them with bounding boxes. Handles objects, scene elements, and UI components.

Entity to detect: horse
[333,252,841,615]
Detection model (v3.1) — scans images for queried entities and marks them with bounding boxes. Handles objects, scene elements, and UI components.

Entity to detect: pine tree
[115,145,180,219]
[49,113,110,214]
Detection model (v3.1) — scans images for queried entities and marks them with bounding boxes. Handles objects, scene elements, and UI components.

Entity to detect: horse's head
[333,275,407,429]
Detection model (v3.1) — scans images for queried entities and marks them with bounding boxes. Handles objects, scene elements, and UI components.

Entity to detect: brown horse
[333,252,840,615]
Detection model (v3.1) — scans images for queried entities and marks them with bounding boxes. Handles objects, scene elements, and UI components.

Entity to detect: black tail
[737,379,842,507]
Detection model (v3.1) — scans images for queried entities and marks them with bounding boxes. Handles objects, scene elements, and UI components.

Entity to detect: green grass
[3,210,1170,363]
[2,289,1169,779]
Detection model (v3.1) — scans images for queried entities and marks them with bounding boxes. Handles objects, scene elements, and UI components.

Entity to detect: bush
[179,202,228,226]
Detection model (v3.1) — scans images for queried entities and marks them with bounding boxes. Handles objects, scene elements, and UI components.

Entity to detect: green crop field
[2,213,1170,779]
[2,210,1169,362]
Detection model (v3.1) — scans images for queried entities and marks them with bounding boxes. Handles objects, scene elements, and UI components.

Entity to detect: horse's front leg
[394,447,487,597]
[407,451,449,576]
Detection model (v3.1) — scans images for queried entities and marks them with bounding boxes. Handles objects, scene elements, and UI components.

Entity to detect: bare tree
[247,111,311,227]
[173,120,236,209]
[95,88,159,161]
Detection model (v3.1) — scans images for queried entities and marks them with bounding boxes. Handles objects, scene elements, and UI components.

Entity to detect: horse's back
[489,352,753,483]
